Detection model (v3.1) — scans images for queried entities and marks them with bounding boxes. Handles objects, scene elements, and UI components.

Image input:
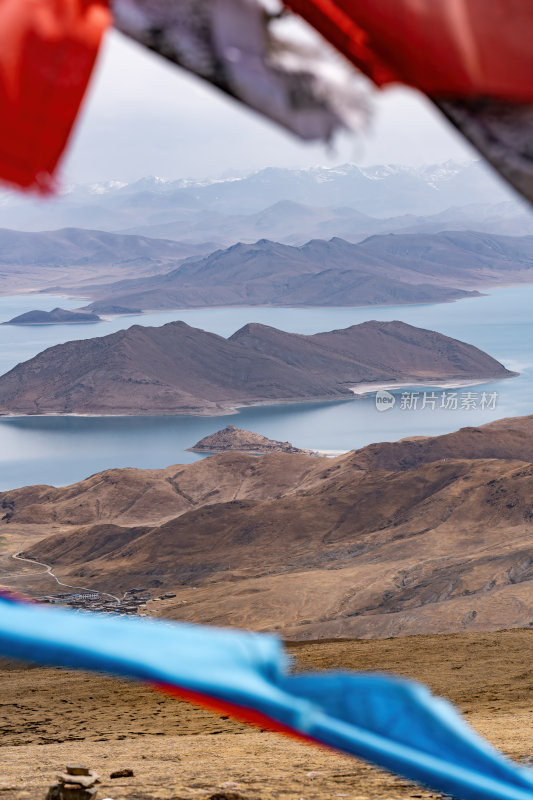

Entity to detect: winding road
[11,551,121,603]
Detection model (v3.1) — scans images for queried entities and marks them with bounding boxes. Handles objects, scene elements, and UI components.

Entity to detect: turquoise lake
[0,286,531,490]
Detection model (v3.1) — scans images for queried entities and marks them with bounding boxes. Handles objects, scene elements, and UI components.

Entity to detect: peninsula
[3,307,101,325]
[0,319,515,416]
[83,232,533,313]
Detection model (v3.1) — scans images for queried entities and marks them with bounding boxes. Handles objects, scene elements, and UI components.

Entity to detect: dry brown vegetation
[1,629,532,800]
[2,415,533,640]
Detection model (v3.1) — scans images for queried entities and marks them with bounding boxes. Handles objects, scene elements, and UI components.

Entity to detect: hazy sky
[62,29,476,184]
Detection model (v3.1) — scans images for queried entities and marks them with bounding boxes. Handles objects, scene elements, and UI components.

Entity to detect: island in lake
[188,425,314,455]
[3,307,101,325]
[0,319,516,416]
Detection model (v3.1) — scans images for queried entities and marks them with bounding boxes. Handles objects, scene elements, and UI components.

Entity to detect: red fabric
[0,0,110,193]
[154,682,326,749]
[0,587,36,604]
[283,0,533,103]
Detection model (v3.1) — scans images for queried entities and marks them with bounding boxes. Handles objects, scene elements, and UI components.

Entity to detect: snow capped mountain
[358,160,465,186]
[0,159,518,232]
[88,180,129,195]
[62,159,485,198]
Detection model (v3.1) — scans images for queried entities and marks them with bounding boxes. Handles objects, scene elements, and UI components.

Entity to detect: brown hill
[3,414,533,640]
[0,319,514,415]
[23,457,533,640]
[348,415,533,471]
[0,451,323,527]
[187,425,312,455]
[229,320,511,384]
[3,415,531,528]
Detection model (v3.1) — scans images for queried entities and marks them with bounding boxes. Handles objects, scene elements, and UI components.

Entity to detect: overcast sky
[62,29,476,184]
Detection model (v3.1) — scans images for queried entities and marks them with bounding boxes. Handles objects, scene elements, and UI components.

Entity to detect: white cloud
[61,30,475,183]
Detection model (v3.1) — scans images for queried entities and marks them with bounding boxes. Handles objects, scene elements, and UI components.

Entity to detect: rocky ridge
[187,426,313,455]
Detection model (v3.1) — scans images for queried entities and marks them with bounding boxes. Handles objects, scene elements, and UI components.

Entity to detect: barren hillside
[2,415,532,640]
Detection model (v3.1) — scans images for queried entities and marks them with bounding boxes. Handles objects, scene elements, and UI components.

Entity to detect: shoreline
[0,281,531,328]
[4,276,533,313]
[2,269,533,315]
[0,395,356,420]
[349,377,506,395]
[107,292,485,315]
[0,291,488,313]
[1,320,101,327]
[0,372,514,421]
[188,443,348,458]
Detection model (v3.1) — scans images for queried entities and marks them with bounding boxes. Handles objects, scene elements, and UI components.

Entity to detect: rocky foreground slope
[0,319,514,415]
[2,629,532,800]
[3,415,533,640]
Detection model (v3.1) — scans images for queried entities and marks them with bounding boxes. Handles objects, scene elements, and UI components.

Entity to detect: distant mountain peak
[229,322,279,339]
[92,180,128,193]
[126,176,173,191]
[67,158,482,199]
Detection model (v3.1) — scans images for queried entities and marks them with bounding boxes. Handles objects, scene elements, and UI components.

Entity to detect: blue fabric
[0,597,532,800]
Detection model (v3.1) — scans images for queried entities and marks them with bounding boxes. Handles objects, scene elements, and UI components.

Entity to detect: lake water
[0,287,532,490]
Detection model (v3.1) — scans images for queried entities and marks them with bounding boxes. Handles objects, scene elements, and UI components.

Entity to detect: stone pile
[46,766,100,800]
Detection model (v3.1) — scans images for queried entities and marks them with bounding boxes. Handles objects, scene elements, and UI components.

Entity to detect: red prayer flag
[0,0,110,193]
[283,0,533,103]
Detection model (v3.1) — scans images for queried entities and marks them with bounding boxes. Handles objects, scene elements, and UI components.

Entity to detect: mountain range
[0,162,521,232]
[1,159,531,256]
[2,227,533,308]
[82,231,533,313]
[118,199,533,248]
[0,161,531,304]
[0,319,513,416]
[0,228,212,294]
[5,414,533,640]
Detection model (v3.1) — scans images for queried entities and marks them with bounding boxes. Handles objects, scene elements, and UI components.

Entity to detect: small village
[37,588,153,615]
